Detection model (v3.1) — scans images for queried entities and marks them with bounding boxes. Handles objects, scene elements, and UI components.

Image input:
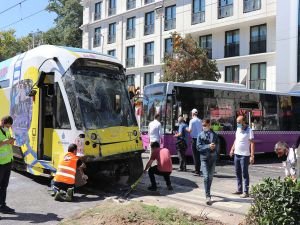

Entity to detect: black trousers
[192,138,201,172]
[176,143,187,170]
[148,165,171,188]
[0,162,12,206]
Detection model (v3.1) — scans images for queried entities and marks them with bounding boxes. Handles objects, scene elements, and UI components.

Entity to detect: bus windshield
[63,59,137,129]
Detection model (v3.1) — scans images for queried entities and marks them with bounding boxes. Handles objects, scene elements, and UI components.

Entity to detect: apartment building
[80,0,299,92]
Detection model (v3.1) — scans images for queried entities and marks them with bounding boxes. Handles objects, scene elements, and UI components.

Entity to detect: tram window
[54,83,71,129]
[0,79,10,88]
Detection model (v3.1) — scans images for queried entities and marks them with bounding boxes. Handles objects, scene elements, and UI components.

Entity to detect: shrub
[246,177,300,225]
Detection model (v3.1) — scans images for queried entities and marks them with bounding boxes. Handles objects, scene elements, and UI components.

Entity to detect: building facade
[80,0,299,92]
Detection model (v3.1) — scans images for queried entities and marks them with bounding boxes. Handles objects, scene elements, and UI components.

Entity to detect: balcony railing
[164,18,176,31]
[244,0,261,13]
[126,58,135,68]
[224,43,239,57]
[126,29,136,39]
[250,79,266,90]
[144,0,154,4]
[191,11,205,24]
[94,12,101,21]
[144,24,154,35]
[144,55,154,65]
[107,35,116,44]
[218,4,233,19]
[250,39,266,54]
[108,7,116,16]
[127,0,136,10]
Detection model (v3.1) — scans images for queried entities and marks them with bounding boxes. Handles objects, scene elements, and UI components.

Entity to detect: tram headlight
[90,133,97,140]
[133,130,138,136]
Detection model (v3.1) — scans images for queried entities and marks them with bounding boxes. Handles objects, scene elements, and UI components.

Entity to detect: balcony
[107,35,116,44]
[224,43,239,57]
[144,24,154,35]
[126,58,135,68]
[164,18,176,31]
[94,12,101,21]
[144,55,154,65]
[218,4,233,19]
[126,29,135,39]
[191,11,205,25]
[244,0,261,13]
[108,7,116,16]
[144,0,154,4]
[250,39,266,54]
[250,79,266,90]
[127,0,136,10]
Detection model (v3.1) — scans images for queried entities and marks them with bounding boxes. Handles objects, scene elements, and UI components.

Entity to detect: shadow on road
[211,194,253,205]
[1,212,62,224]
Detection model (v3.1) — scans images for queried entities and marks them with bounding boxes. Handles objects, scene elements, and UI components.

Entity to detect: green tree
[162,33,220,82]
[46,0,83,47]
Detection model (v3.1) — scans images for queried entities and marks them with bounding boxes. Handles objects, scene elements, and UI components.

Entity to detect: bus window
[261,94,279,131]
[54,83,71,129]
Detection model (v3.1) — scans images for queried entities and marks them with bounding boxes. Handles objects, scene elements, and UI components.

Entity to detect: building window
[127,0,136,10]
[165,5,176,31]
[225,29,239,57]
[164,38,173,57]
[94,1,102,20]
[108,49,116,56]
[126,46,135,68]
[94,27,101,47]
[244,0,261,13]
[108,23,116,44]
[108,0,116,16]
[225,65,239,83]
[250,62,266,90]
[144,11,154,35]
[144,42,154,65]
[145,0,154,4]
[218,0,233,19]
[199,34,212,59]
[126,17,136,40]
[144,72,154,86]
[250,24,267,54]
[126,74,135,86]
[192,0,205,24]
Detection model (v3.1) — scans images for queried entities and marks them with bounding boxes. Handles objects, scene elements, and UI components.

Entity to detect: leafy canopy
[162,33,220,82]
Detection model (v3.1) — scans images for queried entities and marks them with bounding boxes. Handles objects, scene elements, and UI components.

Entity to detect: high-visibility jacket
[0,128,13,165]
[54,152,78,185]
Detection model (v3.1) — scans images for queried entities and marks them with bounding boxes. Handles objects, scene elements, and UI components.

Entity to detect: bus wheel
[127,153,143,185]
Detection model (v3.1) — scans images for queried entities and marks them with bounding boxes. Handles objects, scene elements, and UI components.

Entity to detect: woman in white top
[274,141,297,180]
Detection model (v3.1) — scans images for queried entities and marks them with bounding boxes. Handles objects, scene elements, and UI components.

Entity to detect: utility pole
[30,29,43,49]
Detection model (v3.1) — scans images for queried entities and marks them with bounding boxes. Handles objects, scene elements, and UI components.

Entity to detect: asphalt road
[0,153,284,225]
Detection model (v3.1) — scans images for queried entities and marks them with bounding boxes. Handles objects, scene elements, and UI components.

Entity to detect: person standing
[186,109,202,174]
[148,114,162,154]
[144,142,173,191]
[230,116,255,198]
[174,116,188,171]
[0,116,15,214]
[197,119,219,205]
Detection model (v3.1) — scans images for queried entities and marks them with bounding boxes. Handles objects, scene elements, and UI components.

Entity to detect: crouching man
[52,144,88,201]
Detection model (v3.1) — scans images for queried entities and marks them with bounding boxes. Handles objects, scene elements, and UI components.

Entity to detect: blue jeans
[200,152,217,198]
[234,154,250,194]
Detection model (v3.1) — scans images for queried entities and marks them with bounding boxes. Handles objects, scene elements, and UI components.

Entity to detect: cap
[191,109,198,114]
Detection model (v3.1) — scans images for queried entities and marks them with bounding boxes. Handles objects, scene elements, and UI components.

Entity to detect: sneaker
[0,205,15,214]
[54,190,65,201]
[206,197,212,205]
[167,185,173,191]
[147,186,157,191]
[65,188,74,202]
[232,191,242,195]
[240,193,249,198]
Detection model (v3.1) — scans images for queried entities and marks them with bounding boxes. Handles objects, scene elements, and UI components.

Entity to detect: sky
[0,0,56,38]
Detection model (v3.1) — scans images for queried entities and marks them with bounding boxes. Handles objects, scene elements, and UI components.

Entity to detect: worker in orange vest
[52,144,87,201]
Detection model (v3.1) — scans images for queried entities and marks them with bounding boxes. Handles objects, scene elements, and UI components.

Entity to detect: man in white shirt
[230,115,255,198]
[148,114,162,151]
[186,109,202,174]
[274,141,298,180]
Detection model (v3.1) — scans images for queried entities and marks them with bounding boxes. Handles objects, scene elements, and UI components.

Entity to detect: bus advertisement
[141,80,300,157]
[0,45,144,183]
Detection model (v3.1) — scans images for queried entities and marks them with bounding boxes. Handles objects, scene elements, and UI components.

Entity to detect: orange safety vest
[54,152,78,185]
